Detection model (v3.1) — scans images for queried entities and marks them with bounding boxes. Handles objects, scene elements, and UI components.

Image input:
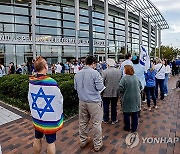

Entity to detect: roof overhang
[101,0,169,30]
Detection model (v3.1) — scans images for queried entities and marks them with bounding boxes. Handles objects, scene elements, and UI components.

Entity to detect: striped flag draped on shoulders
[28,75,63,134]
[139,46,150,71]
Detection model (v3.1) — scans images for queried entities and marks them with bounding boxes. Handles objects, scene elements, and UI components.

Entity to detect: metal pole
[139,11,142,56]
[148,18,151,55]
[104,0,109,60]
[32,0,36,59]
[154,25,157,59]
[75,0,79,61]
[125,3,128,54]
[88,0,93,56]
[158,28,161,58]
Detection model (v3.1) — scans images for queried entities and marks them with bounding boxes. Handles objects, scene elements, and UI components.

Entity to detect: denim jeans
[102,97,118,122]
[123,112,138,132]
[146,86,156,107]
[164,73,169,94]
[155,78,165,100]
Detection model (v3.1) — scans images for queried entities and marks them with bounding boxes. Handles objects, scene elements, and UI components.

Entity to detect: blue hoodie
[144,69,156,87]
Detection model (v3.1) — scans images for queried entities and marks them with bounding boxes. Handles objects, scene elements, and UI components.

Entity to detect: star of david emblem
[31,87,55,118]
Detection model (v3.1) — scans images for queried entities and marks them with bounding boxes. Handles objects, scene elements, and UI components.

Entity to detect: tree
[151,46,180,60]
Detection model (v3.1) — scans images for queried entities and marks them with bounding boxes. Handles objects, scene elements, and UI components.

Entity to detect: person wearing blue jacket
[144,63,157,111]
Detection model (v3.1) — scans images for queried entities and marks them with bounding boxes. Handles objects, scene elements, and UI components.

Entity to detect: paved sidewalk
[0,76,179,154]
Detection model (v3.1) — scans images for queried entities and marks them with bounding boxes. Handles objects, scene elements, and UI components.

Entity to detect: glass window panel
[63,21,75,28]
[93,19,104,26]
[63,46,75,57]
[39,9,59,18]
[15,0,31,6]
[62,6,75,13]
[93,12,104,18]
[80,9,88,16]
[15,16,30,24]
[37,3,59,11]
[63,13,75,21]
[0,23,14,32]
[36,27,61,35]
[79,31,89,38]
[116,30,125,36]
[63,29,75,36]
[61,0,74,5]
[15,25,29,33]
[0,14,14,23]
[38,18,59,27]
[4,45,16,66]
[16,45,25,65]
[94,26,104,33]
[80,16,89,23]
[80,23,88,30]
[0,5,12,13]
[94,32,105,39]
[115,24,125,30]
[109,22,113,28]
[14,6,29,15]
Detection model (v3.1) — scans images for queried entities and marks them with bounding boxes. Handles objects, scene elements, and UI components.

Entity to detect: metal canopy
[106,0,169,29]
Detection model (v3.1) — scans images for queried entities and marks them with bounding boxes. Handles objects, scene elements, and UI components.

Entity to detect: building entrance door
[98,55,105,62]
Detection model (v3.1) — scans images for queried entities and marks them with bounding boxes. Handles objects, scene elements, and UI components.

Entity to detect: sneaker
[154,106,158,109]
[94,143,103,152]
[80,137,92,148]
[102,120,108,124]
[112,120,119,125]
[142,99,147,103]
[148,107,152,111]
[164,94,167,97]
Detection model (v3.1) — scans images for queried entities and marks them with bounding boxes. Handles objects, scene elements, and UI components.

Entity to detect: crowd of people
[74,54,179,152]
[0,54,179,153]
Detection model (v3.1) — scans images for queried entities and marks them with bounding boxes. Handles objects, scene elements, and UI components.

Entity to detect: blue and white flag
[139,46,150,71]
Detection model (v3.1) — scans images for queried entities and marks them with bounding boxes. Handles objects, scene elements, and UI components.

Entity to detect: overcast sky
[151,0,180,48]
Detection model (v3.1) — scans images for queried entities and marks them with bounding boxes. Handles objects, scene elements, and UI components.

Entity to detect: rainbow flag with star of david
[28,75,63,134]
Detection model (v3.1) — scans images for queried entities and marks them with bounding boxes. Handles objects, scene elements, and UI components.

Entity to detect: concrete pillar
[139,12,142,55]
[104,0,109,60]
[31,0,36,59]
[75,0,79,60]
[125,4,128,54]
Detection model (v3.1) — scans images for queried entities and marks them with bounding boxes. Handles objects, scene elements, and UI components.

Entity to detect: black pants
[146,86,156,107]
[155,78,165,100]
[102,97,118,122]
[123,112,138,132]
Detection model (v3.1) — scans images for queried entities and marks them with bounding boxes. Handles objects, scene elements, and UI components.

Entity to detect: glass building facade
[0,0,156,69]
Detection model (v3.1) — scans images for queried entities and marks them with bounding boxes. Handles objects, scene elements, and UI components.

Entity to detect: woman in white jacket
[164,60,171,96]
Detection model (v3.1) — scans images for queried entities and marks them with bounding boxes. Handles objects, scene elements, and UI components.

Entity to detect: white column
[154,25,158,59]
[75,0,79,60]
[158,28,161,58]
[125,4,128,54]
[148,19,151,55]
[31,0,36,59]
[104,0,109,60]
[139,11,142,55]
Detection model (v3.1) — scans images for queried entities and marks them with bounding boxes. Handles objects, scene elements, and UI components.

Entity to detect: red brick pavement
[0,76,179,154]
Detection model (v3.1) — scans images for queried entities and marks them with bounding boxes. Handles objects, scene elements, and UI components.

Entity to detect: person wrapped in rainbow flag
[28,56,63,154]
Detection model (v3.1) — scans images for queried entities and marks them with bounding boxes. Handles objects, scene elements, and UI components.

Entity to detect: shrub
[0,74,79,119]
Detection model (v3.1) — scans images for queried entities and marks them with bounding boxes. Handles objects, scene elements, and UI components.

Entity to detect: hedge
[0,74,79,119]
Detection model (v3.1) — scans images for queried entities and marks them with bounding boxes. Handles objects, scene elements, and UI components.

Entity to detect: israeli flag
[140,46,150,71]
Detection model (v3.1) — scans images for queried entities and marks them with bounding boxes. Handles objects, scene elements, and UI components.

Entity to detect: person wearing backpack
[155,59,165,100]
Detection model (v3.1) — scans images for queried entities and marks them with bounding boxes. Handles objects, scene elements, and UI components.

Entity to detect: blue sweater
[145,69,156,87]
